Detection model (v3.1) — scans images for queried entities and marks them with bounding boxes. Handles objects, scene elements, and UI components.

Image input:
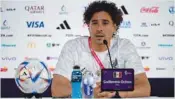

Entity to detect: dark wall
[1,78,174,97]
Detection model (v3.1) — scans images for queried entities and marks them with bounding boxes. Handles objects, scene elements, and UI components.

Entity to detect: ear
[114,24,117,31]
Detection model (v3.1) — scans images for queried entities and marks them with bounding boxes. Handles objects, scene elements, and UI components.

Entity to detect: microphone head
[103,40,108,45]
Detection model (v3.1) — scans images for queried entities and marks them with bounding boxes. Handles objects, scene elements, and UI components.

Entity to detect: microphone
[103,40,114,69]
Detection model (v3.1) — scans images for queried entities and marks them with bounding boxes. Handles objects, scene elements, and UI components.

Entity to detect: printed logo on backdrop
[1,44,16,48]
[1,34,13,37]
[1,7,16,12]
[1,20,10,30]
[56,20,71,30]
[169,21,174,26]
[82,23,88,28]
[48,66,55,72]
[144,66,150,72]
[141,22,160,27]
[136,41,151,49]
[0,7,3,12]
[59,5,68,15]
[120,21,131,28]
[120,5,129,15]
[65,34,84,38]
[27,42,36,48]
[140,6,159,13]
[26,21,44,28]
[25,5,44,14]
[83,5,129,15]
[162,34,175,37]
[169,6,175,14]
[158,57,173,61]
[156,67,166,71]
[27,34,52,37]
[46,56,59,60]
[133,34,149,37]
[46,43,60,48]
[6,8,16,12]
[1,57,16,61]
[158,44,173,48]
[0,66,8,72]
[140,56,150,60]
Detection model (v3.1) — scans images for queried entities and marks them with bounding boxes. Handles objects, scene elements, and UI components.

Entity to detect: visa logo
[26,21,44,28]
[1,57,16,61]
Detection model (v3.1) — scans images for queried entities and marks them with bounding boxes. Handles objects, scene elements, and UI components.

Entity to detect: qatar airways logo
[140,6,159,13]
[25,5,44,14]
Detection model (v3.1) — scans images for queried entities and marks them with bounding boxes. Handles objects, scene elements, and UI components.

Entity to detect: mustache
[95,33,105,37]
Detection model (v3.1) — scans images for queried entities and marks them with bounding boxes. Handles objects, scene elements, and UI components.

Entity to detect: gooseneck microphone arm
[103,40,113,69]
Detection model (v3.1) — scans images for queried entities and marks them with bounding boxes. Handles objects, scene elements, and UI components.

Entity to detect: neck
[91,39,111,52]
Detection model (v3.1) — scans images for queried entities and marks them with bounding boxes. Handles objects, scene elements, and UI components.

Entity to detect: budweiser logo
[140,6,159,13]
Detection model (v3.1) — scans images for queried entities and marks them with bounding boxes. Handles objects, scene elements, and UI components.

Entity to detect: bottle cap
[73,65,80,69]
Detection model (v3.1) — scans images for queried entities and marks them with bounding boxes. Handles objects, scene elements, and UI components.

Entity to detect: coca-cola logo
[140,6,159,13]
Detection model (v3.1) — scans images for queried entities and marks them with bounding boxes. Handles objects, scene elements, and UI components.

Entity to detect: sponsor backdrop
[0,0,175,97]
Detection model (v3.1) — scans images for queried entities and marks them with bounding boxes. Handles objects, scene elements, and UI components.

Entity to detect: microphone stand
[103,40,113,69]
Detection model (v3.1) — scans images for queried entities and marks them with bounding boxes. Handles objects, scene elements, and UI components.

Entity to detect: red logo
[82,23,88,28]
[144,66,150,71]
[140,6,159,13]
[0,66,8,72]
[49,66,55,72]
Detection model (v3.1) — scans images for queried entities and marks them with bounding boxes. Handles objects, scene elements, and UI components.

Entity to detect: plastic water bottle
[71,65,82,98]
[82,71,96,98]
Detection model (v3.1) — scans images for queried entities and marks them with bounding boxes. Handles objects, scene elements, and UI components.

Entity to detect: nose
[97,24,103,32]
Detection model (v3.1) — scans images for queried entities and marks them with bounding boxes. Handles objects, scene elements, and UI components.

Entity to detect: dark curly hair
[83,0,123,29]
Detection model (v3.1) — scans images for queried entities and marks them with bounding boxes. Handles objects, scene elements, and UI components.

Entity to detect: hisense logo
[158,44,173,47]
[1,44,16,47]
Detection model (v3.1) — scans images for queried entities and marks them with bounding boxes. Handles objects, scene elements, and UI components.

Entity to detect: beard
[95,39,104,45]
[93,34,105,45]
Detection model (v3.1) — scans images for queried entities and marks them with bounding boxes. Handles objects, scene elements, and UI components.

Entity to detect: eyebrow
[91,19,110,22]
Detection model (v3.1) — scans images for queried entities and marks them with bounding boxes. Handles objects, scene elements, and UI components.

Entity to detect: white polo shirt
[54,36,144,81]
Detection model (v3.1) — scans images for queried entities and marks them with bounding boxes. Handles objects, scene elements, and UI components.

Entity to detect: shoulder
[113,37,135,48]
[112,37,137,54]
[63,36,89,50]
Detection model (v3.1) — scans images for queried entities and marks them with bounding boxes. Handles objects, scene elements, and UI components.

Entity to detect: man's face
[88,11,116,44]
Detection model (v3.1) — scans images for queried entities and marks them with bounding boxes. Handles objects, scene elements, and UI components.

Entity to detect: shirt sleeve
[122,39,145,75]
[53,40,76,81]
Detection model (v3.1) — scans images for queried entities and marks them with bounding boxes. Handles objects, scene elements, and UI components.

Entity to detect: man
[52,0,151,98]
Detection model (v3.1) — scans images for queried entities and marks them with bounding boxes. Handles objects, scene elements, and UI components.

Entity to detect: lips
[95,35,104,37]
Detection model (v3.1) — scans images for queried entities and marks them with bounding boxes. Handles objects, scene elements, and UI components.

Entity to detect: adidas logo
[56,20,71,30]
[120,5,129,15]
